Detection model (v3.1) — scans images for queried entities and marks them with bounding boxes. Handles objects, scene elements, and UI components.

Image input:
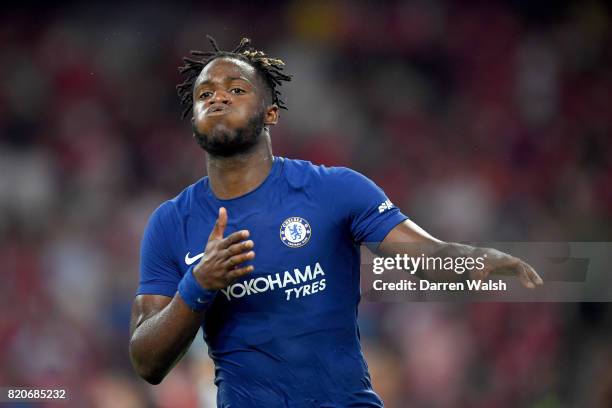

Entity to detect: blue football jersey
[137,157,407,407]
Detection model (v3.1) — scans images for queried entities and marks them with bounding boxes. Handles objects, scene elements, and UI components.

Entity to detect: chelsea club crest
[280,217,312,248]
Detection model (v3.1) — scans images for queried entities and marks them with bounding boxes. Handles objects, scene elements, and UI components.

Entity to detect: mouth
[206,105,230,116]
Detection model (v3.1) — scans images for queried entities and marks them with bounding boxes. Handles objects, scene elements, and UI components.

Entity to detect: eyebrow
[196,76,252,88]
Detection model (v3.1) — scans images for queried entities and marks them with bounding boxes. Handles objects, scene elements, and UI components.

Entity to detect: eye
[230,88,245,95]
[199,91,213,99]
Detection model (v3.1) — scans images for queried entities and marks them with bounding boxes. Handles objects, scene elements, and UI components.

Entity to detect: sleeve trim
[136,282,178,298]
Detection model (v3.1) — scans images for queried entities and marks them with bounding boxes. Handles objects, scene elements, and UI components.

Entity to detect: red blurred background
[0,1,611,407]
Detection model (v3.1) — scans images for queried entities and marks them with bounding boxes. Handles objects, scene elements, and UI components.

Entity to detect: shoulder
[280,157,368,189]
[147,178,205,229]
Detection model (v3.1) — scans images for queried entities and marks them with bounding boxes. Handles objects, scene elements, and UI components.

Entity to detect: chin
[208,124,237,141]
[192,111,264,157]
[195,128,260,157]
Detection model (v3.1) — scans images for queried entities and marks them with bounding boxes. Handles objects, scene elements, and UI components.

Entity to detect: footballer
[129,37,543,407]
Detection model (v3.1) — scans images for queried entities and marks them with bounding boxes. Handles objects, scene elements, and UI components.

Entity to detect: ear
[264,104,279,126]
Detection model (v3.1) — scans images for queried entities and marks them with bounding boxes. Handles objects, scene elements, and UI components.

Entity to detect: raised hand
[193,207,255,290]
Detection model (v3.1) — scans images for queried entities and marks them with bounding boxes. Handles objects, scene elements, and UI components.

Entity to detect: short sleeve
[328,167,408,245]
[137,202,181,297]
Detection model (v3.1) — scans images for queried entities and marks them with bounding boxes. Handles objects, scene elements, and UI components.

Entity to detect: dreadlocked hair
[176,36,292,119]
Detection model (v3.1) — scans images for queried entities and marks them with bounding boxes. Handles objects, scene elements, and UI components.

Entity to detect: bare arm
[129,207,255,384]
[378,219,543,288]
[129,294,202,384]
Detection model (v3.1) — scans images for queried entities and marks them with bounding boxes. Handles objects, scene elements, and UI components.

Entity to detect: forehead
[194,57,258,87]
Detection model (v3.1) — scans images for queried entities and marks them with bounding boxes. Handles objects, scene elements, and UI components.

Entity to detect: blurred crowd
[0,1,611,407]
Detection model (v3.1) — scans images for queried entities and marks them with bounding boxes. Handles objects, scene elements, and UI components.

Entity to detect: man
[129,37,543,407]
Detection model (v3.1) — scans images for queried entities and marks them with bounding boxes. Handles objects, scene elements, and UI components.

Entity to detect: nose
[208,90,231,106]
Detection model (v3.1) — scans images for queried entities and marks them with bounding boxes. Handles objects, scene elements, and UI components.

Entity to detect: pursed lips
[206,105,230,115]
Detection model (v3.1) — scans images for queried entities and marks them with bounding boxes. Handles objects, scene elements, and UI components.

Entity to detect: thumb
[210,207,228,240]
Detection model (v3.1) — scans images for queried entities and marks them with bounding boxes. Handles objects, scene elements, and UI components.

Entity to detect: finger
[225,240,254,256]
[474,263,494,280]
[479,266,492,280]
[470,266,485,280]
[226,265,254,281]
[224,251,255,269]
[491,257,522,277]
[516,263,535,289]
[522,261,543,286]
[210,207,228,240]
[219,230,250,249]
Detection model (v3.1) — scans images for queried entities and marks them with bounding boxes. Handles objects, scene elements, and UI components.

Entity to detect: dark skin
[129,57,543,385]
[129,57,278,384]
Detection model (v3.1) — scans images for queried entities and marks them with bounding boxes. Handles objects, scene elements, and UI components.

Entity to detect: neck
[206,134,274,200]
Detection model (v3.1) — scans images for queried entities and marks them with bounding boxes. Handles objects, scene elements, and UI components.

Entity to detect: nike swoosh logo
[185,252,204,266]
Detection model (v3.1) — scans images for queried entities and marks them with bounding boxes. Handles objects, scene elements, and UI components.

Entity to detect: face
[192,57,278,157]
